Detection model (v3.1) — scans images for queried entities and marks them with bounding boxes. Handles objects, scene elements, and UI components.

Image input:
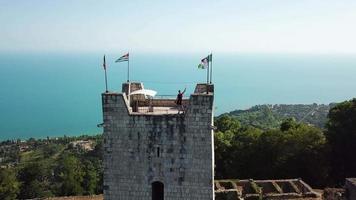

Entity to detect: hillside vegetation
[224,104,332,129]
[0,135,103,199]
[215,100,356,188]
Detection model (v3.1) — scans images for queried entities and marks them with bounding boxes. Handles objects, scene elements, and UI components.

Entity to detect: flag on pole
[198,54,212,69]
[115,53,129,62]
[103,55,106,70]
[103,54,108,92]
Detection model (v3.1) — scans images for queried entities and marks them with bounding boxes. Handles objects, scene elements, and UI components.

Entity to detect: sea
[0,52,355,141]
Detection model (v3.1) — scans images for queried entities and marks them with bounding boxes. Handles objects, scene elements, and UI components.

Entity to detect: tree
[41,143,62,158]
[215,115,240,133]
[280,117,298,131]
[281,123,328,186]
[82,160,99,195]
[55,154,84,196]
[0,168,20,200]
[214,130,234,178]
[214,117,328,187]
[18,161,53,199]
[214,115,242,178]
[326,98,356,185]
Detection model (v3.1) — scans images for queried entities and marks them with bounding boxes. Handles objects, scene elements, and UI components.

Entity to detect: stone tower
[102,82,214,200]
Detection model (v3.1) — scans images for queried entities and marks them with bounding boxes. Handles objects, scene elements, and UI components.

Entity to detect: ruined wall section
[345,178,356,200]
[102,87,214,200]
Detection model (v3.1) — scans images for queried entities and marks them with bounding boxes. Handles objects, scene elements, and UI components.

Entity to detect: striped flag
[198,54,212,69]
[115,53,129,62]
[103,55,106,70]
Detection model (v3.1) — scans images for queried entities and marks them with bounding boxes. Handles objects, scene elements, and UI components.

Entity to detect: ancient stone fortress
[102,82,215,200]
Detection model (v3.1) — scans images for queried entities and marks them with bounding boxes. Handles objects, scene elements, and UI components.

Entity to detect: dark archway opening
[152,181,164,200]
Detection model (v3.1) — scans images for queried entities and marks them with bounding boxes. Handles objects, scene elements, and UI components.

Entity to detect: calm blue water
[0,52,355,140]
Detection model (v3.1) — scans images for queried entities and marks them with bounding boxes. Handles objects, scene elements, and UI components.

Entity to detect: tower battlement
[102,82,215,200]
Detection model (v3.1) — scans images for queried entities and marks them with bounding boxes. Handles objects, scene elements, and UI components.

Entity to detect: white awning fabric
[129,89,157,97]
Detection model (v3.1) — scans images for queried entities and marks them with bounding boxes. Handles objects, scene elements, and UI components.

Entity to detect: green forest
[0,99,355,199]
[215,99,356,187]
[0,135,103,200]
[225,103,332,129]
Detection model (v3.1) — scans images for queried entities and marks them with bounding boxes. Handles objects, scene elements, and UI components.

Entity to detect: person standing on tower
[176,87,186,113]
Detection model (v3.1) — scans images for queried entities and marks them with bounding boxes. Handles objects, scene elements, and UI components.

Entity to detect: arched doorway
[152,181,164,200]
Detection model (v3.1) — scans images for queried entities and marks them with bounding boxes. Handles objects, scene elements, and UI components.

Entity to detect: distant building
[69,140,94,151]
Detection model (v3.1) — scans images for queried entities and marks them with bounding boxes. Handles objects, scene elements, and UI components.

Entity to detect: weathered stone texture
[214,179,321,200]
[102,83,214,200]
[323,188,345,200]
[345,178,356,200]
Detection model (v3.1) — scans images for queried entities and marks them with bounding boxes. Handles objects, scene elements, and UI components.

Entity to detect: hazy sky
[1,0,356,54]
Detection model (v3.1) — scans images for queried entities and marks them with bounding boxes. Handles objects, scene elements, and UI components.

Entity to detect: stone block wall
[122,82,143,95]
[102,83,215,200]
[345,178,356,200]
[137,99,189,107]
[194,84,214,94]
[214,179,321,200]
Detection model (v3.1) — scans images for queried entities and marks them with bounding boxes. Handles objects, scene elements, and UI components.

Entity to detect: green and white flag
[198,54,212,69]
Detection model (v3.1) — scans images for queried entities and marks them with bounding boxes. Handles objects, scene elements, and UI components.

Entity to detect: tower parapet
[102,82,215,200]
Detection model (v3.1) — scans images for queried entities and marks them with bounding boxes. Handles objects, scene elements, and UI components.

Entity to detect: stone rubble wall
[214,179,321,200]
[345,178,356,200]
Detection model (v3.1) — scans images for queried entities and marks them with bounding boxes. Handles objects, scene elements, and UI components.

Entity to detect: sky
[1,0,356,54]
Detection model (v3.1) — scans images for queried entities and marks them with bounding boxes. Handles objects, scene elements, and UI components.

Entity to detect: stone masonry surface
[102,83,215,200]
[345,178,356,200]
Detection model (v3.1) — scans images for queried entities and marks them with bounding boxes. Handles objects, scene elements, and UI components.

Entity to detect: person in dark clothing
[176,88,186,105]
[176,88,186,113]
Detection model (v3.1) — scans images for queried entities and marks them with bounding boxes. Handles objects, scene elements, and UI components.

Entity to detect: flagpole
[105,68,108,93]
[206,60,209,94]
[210,53,213,84]
[207,61,209,84]
[127,53,130,105]
[103,55,108,93]
[127,57,130,82]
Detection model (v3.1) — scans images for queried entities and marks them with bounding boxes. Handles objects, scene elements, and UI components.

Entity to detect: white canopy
[129,89,157,97]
